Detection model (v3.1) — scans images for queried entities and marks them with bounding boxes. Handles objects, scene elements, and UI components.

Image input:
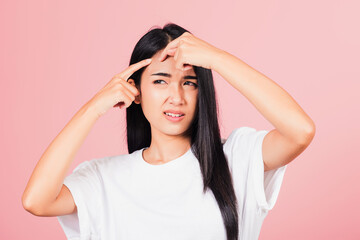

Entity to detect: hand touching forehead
[142,50,195,80]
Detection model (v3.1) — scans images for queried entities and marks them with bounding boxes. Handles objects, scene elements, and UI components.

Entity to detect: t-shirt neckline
[136,147,193,169]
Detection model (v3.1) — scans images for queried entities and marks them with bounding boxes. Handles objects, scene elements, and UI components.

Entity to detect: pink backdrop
[1,0,359,239]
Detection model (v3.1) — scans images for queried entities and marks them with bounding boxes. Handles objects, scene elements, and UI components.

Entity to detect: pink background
[1,0,359,239]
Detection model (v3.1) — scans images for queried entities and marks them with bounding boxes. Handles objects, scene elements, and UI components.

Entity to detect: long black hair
[126,23,239,240]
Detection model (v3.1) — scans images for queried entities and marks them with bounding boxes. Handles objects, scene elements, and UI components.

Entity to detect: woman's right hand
[88,58,152,117]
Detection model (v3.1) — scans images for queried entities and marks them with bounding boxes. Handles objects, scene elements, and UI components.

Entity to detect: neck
[143,128,191,165]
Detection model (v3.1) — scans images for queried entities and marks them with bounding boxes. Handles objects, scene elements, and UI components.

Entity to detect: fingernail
[146,58,152,63]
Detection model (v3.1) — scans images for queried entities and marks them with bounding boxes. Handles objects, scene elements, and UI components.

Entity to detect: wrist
[210,49,229,72]
[82,100,102,120]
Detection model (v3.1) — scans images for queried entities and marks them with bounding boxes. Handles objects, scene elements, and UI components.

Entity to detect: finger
[159,32,192,62]
[174,49,187,71]
[174,49,182,70]
[111,77,139,96]
[159,46,178,62]
[183,64,192,71]
[116,96,131,109]
[166,48,177,58]
[115,87,135,109]
[120,79,140,96]
[122,88,138,108]
[118,58,152,80]
[159,38,182,62]
[121,86,136,105]
[159,48,177,63]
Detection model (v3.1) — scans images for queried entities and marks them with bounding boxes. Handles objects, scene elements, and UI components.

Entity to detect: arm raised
[22,58,152,216]
[22,103,99,216]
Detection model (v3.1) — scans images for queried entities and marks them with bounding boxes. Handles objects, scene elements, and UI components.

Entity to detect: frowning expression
[137,50,198,137]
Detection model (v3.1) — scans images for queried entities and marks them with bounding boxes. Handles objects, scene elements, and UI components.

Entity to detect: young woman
[22,23,315,240]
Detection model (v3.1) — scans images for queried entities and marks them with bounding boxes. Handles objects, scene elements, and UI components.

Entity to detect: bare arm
[210,50,315,170]
[22,58,151,217]
[21,58,151,216]
[22,102,100,216]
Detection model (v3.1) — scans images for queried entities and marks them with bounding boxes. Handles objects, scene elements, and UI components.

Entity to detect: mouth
[163,112,185,122]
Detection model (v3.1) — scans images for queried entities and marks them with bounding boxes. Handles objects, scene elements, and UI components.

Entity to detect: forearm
[212,50,315,144]
[22,101,100,211]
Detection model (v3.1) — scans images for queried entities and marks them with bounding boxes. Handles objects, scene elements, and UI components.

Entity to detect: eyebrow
[150,72,197,80]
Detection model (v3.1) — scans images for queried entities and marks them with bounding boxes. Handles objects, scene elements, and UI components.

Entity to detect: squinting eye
[185,81,198,87]
[153,80,166,84]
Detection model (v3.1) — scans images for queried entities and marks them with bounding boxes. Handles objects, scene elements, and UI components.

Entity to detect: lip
[164,110,185,115]
[163,112,185,122]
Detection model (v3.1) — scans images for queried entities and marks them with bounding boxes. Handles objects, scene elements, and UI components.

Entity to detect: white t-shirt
[57,127,287,240]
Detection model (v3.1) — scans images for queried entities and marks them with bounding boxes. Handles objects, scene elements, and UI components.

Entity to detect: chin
[161,126,190,136]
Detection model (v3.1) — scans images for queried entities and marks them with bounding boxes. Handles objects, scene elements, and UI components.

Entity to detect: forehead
[142,50,196,78]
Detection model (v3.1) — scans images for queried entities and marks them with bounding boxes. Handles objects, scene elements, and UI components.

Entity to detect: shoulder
[222,127,269,166]
[73,151,138,174]
[223,126,268,148]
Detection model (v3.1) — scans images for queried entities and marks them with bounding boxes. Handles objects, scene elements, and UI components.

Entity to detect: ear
[134,94,141,104]
[127,79,141,104]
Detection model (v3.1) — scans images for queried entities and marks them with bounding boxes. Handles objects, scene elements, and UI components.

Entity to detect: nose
[169,83,184,105]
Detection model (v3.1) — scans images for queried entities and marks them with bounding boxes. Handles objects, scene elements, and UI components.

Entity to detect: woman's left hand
[158,32,223,71]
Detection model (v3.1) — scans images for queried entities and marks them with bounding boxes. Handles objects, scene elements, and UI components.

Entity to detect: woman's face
[137,50,198,137]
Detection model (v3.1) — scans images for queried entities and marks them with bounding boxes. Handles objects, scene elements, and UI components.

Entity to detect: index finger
[118,58,152,81]
[158,38,182,62]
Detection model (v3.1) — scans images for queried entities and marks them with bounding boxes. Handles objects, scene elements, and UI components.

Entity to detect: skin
[129,30,315,170]
[133,50,198,165]
[22,31,315,217]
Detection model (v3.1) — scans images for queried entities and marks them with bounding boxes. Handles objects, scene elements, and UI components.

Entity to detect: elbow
[298,121,316,146]
[22,194,44,216]
[22,194,35,215]
[22,192,31,212]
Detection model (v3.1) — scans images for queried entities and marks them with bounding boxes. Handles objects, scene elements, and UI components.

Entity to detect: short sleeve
[223,127,287,214]
[57,159,103,240]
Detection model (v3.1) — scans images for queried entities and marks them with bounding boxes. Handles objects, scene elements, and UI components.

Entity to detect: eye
[153,80,166,84]
[184,81,198,87]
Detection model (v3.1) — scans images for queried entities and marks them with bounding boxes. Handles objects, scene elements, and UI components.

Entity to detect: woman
[22,23,315,240]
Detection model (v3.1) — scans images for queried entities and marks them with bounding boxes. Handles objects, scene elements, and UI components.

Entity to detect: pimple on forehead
[145,50,195,76]
[146,54,173,72]
[153,51,172,63]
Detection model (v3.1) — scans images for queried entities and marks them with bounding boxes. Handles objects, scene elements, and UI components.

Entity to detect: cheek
[187,91,198,112]
[140,88,163,115]
[141,83,161,99]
